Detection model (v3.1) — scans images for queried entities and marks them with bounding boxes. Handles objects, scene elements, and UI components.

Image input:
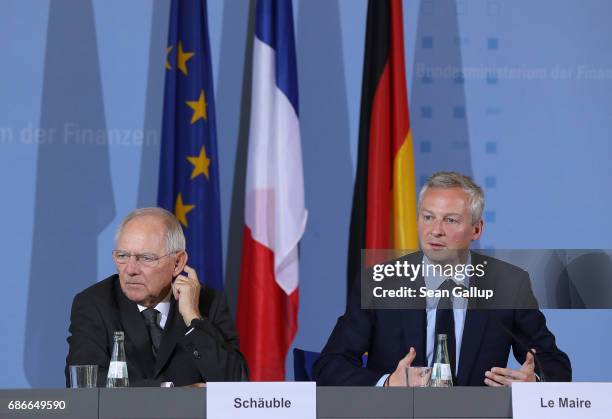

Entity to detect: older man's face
[114,216,180,307]
[417,187,483,264]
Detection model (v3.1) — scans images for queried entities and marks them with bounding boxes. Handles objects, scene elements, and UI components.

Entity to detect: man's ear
[173,251,188,277]
[472,219,484,241]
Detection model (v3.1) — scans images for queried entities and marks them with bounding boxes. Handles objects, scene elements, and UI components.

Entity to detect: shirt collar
[137,290,171,319]
[422,252,472,290]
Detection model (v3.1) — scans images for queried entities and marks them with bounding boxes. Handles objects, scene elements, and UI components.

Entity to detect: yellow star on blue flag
[158,0,223,290]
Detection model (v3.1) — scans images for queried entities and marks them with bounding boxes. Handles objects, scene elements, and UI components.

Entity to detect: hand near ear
[172,265,203,326]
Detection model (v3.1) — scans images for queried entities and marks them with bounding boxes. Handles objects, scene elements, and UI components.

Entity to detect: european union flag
[158,0,223,290]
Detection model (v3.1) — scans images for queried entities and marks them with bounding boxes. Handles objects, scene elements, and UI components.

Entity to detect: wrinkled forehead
[116,215,167,252]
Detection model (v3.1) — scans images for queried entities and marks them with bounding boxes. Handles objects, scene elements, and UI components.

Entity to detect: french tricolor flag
[236,0,307,381]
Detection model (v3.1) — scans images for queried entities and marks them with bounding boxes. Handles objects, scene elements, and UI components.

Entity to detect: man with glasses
[65,207,247,387]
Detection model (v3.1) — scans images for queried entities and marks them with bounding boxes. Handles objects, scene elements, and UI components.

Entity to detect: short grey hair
[115,207,186,253]
[418,171,484,224]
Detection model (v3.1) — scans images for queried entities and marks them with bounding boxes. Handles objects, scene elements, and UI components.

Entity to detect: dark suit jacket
[313,253,572,386]
[65,275,247,387]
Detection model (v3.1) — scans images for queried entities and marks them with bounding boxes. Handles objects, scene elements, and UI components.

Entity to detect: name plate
[207,382,315,419]
[513,382,612,419]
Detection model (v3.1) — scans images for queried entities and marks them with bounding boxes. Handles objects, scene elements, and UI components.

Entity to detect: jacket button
[193,349,200,359]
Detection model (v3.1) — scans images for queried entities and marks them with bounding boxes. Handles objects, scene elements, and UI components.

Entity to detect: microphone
[484,311,547,382]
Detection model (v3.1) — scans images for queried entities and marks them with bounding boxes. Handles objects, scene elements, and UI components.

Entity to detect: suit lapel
[456,308,488,385]
[456,253,491,385]
[154,296,187,377]
[401,258,427,366]
[401,308,427,366]
[115,281,156,378]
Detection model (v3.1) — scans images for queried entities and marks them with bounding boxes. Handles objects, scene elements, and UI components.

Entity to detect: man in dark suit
[313,172,571,386]
[66,208,247,387]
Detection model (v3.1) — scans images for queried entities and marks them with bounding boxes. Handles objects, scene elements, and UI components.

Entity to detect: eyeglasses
[112,250,176,267]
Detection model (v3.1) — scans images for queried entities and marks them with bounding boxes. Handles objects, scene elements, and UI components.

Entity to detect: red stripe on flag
[236,225,299,381]
[389,0,410,156]
[366,63,392,249]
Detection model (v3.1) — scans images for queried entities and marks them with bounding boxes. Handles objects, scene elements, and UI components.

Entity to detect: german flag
[347,0,418,292]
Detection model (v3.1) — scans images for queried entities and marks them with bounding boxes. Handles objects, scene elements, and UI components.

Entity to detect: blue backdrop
[1,0,611,387]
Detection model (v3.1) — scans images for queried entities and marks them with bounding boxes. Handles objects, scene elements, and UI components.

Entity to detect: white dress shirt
[137,291,171,329]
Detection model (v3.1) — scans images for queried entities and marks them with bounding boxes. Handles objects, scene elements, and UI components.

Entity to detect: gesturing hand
[484,349,537,387]
[385,347,416,387]
[172,265,203,326]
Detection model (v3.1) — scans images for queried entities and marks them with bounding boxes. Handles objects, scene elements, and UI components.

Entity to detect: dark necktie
[142,308,163,357]
[434,279,456,383]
